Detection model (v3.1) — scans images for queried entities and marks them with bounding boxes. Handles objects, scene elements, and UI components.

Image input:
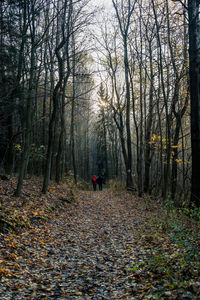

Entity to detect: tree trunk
[42,0,72,193]
[152,0,171,199]
[102,108,109,179]
[188,0,200,207]
[55,80,67,184]
[144,41,154,193]
[42,83,60,193]
[112,0,135,190]
[14,1,35,196]
[124,36,133,189]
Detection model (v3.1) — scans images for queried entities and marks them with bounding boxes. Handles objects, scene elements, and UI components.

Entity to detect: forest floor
[0,177,200,299]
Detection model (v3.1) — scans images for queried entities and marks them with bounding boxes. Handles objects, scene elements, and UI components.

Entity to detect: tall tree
[15,0,38,196]
[42,0,73,193]
[97,83,109,179]
[112,0,136,189]
[188,0,200,206]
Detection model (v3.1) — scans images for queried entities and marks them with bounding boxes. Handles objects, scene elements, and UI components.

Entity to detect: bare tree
[112,0,136,189]
[42,0,73,193]
[188,0,200,206]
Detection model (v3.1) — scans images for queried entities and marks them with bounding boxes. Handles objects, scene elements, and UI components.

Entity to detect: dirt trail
[44,190,148,299]
[3,189,198,300]
[1,190,153,299]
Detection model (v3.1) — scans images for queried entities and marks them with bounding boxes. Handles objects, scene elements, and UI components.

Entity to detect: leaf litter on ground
[0,177,199,299]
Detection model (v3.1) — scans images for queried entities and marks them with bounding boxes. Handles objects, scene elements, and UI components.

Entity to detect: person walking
[92,175,97,191]
[97,175,103,191]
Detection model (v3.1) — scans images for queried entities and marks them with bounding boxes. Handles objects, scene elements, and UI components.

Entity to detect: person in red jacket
[92,175,97,191]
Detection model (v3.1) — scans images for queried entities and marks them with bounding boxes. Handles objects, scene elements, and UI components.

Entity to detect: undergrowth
[109,179,126,191]
[130,195,200,299]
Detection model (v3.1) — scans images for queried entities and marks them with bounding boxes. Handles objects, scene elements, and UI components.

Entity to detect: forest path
[1,189,198,299]
[1,189,154,299]
[43,189,150,299]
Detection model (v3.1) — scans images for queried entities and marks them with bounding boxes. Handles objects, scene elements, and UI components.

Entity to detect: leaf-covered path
[0,188,200,299]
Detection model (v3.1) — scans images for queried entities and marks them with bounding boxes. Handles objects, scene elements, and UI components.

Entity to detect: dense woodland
[0,0,200,207]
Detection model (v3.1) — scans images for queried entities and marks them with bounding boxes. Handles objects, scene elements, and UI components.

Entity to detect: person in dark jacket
[92,175,97,191]
[97,175,103,190]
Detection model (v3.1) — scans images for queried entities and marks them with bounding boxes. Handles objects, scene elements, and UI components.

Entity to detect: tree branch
[171,0,188,11]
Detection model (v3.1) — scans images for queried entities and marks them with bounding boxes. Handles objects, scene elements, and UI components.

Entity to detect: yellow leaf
[14,144,22,151]
[11,242,16,248]
[152,134,156,141]
[4,238,10,242]
[175,159,182,163]
[164,283,168,287]
[0,268,7,275]
[75,292,82,296]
